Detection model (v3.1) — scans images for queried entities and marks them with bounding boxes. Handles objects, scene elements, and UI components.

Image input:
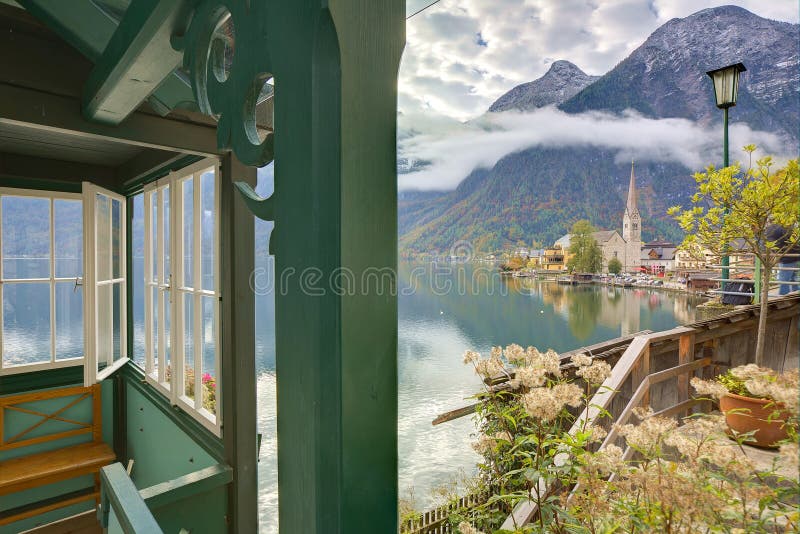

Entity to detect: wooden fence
[400,488,494,534]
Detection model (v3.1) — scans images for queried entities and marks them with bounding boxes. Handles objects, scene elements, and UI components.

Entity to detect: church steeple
[622,160,641,244]
[626,160,638,213]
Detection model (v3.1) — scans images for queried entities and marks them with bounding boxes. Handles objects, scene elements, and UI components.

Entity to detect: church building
[554,161,643,273]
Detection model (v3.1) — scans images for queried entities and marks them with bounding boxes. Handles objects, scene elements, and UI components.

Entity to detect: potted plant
[691,364,798,448]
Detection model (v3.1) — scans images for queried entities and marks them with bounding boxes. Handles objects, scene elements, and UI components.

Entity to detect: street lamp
[706,62,746,284]
[706,62,746,167]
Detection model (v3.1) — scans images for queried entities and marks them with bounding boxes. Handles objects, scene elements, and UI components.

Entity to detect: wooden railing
[501,295,799,529]
[99,463,163,534]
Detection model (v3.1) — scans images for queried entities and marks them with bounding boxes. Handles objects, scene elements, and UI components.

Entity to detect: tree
[608,257,623,275]
[566,220,603,273]
[669,146,799,365]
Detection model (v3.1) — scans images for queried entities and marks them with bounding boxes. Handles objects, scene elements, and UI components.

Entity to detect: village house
[542,245,567,271]
[640,241,677,275]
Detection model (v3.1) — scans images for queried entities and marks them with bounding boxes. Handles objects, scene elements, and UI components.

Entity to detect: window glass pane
[184,293,194,400]
[201,296,217,415]
[151,285,159,376]
[201,171,215,291]
[54,199,83,279]
[96,283,111,371]
[55,281,83,360]
[183,178,194,288]
[162,186,170,282]
[96,194,111,282]
[112,198,122,279]
[2,196,50,279]
[2,282,51,365]
[151,191,158,283]
[132,194,145,367]
[164,288,171,385]
[113,282,122,362]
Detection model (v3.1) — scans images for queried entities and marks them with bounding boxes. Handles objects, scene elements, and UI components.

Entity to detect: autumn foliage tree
[669,146,799,365]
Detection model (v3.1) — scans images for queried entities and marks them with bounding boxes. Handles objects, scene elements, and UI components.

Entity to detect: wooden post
[220,154,257,533]
[678,334,696,416]
[631,345,650,408]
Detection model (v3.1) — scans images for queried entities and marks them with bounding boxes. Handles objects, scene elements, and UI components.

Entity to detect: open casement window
[83,183,128,384]
[0,189,84,374]
[143,159,221,435]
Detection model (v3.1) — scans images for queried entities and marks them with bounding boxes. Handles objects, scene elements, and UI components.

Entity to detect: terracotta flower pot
[719,392,790,448]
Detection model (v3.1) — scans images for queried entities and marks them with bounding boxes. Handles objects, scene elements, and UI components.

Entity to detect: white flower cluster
[521,382,582,422]
[508,346,561,389]
[664,414,755,476]
[571,353,593,367]
[576,360,612,384]
[617,412,677,453]
[690,376,728,399]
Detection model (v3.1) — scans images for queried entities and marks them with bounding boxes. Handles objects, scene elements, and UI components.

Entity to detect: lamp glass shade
[706,63,746,109]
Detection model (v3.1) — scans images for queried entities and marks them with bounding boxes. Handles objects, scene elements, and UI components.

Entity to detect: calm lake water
[253,261,706,531]
[1,251,705,531]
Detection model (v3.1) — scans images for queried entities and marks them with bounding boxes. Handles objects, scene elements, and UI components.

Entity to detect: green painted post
[333,4,404,531]
[721,107,730,283]
[220,154,258,533]
[263,2,403,532]
[175,1,404,530]
[264,3,404,531]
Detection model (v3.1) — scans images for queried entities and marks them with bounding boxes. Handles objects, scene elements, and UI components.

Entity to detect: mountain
[488,60,599,112]
[399,6,799,255]
[399,148,689,254]
[561,5,799,143]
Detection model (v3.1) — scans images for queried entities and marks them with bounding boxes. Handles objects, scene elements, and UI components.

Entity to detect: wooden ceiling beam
[16,0,195,116]
[0,83,223,157]
[0,151,117,191]
[83,0,190,124]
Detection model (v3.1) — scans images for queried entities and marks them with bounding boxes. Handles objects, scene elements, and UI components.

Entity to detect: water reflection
[254,262,705,529]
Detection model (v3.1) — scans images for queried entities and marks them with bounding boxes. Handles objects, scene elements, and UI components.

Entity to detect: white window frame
[0,188,84,375]
[83,182,128,385]
[143,159,221,435]
[143,180,171,398]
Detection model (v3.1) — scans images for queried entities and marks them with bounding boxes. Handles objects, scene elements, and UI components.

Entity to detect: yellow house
[542,245,569,271]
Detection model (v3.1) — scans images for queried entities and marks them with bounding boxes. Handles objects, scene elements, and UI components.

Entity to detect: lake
[0,249,704,531]
[253,261,706,531]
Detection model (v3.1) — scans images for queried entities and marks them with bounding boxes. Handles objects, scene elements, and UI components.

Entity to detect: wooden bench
[0,385,115,526]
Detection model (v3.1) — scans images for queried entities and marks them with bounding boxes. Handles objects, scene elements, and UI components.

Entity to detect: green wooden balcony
[0,0,405,532]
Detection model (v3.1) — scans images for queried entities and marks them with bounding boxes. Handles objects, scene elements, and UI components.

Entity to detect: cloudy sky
[400,0,798,121]
[397,0,798,191]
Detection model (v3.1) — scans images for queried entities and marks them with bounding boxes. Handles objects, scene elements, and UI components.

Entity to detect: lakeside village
[399,149,799,533]
[434,162,780,307]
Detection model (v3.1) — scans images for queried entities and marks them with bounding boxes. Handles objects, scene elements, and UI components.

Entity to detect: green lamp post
[706,62,746,283]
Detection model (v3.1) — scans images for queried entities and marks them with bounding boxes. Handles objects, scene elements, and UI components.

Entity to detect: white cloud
[397,107,792,190]
[400,0,798,121]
